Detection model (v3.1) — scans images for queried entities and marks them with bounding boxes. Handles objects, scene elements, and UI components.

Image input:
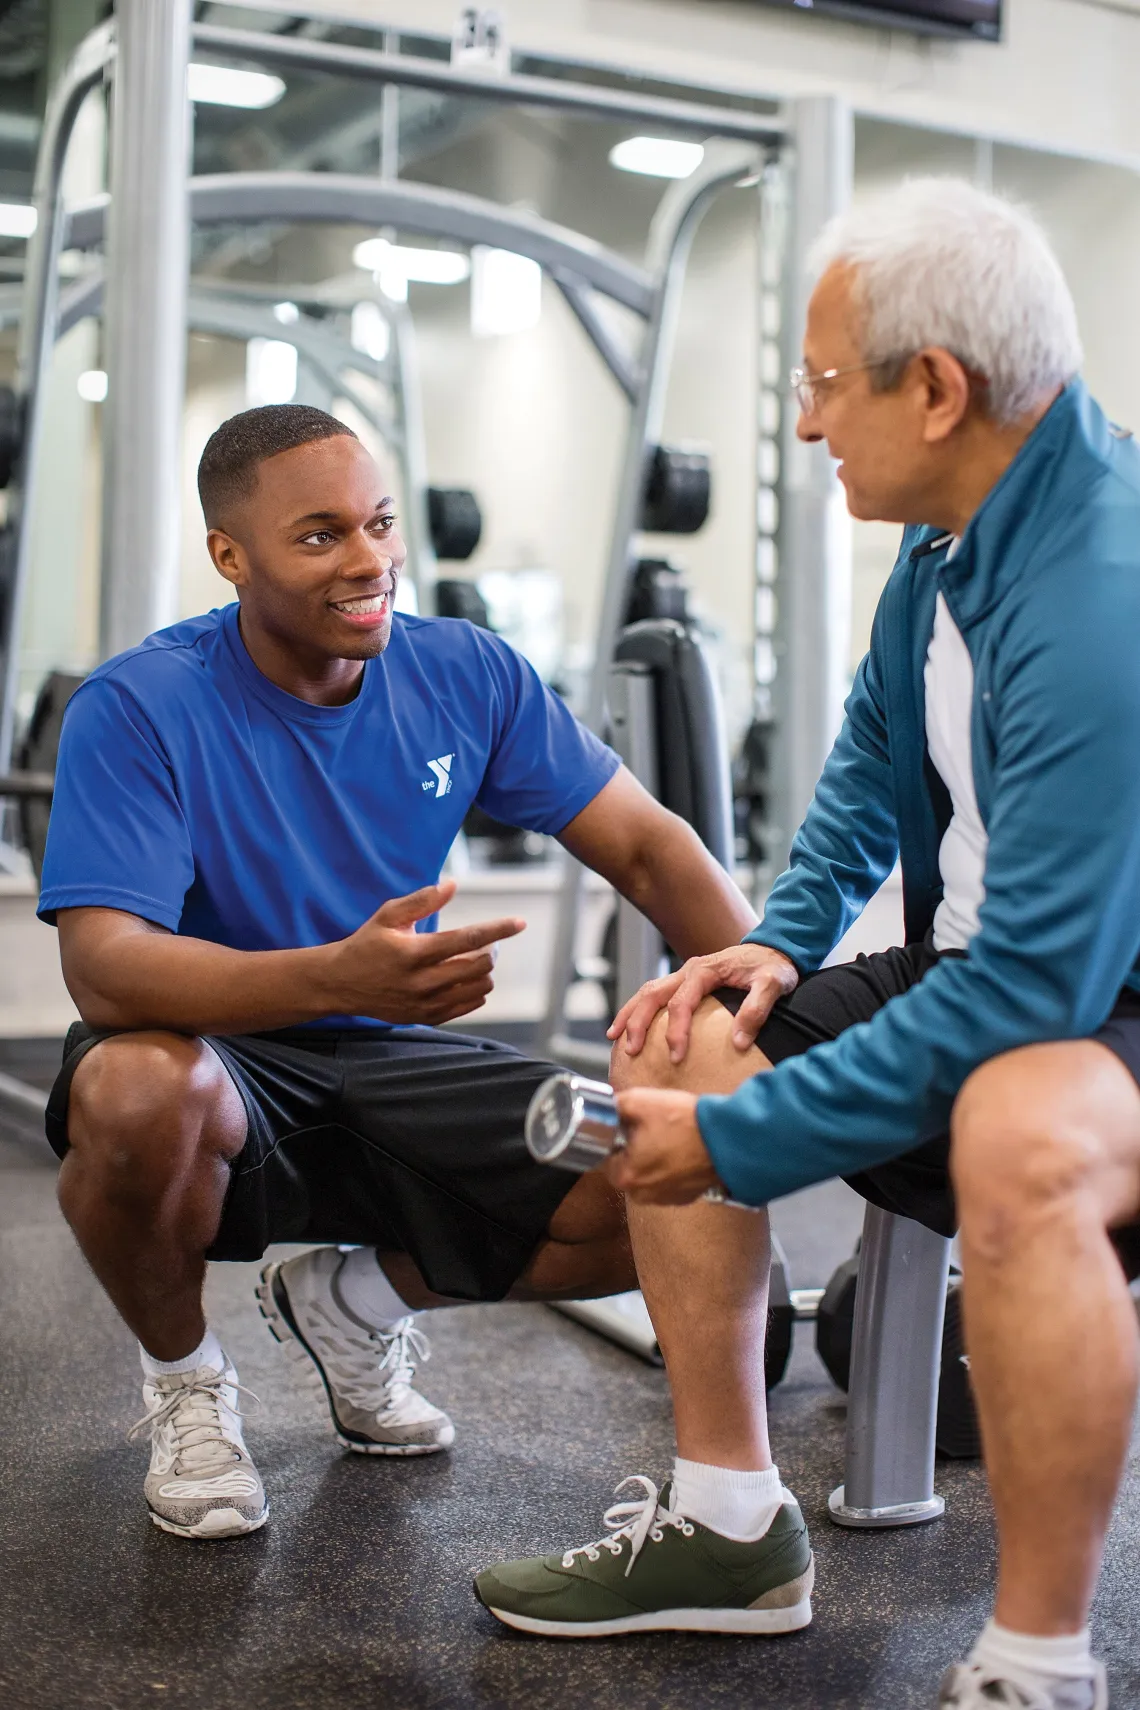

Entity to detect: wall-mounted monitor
[759,0,1001,40]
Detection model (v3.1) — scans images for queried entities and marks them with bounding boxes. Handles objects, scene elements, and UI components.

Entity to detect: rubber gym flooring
[2,1034,1139,1710]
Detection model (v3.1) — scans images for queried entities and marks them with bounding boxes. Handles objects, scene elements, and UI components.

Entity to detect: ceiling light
[609,137,704,180]
[352,237,470,297]
[471,247,541,338]
[246,338,297,406]
[350,300,391,363]
[273,300,299,324]
[189,63,286,110]
[0,202,36,239]
[77,369,107,402]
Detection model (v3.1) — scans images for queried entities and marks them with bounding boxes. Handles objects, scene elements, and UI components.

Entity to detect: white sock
[334,1246,414,1331]
[139,1327,225,1378]
[671,1457,785,1542]
[970,1619,1094,1684]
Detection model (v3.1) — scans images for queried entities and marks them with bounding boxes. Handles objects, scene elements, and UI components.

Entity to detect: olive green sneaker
[474,1476,814,1637]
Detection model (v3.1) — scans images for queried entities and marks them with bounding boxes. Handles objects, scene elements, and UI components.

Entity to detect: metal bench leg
[829,1204,952,1529]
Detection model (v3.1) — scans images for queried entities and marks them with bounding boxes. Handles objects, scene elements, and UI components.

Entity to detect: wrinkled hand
[330,878,524,1025]
[607,942,799,1065]
[605,1087,721,1205]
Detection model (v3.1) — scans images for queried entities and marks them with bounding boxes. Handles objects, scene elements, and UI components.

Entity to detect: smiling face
[206,434,407,678]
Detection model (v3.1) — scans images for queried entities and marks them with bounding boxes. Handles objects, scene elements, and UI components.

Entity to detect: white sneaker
[938,1662,1109,1710]
[128,1356,268,1539]
[256,1246,455,1455]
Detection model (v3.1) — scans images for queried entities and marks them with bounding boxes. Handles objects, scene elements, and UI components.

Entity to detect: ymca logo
[422,753,454,798]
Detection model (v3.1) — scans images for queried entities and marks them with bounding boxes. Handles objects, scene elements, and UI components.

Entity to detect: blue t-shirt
[39,603,619,1028]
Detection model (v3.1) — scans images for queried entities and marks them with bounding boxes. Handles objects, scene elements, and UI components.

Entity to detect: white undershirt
[925,581,988,953]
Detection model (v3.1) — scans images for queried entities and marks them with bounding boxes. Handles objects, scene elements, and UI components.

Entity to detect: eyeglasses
[789,359,890,415]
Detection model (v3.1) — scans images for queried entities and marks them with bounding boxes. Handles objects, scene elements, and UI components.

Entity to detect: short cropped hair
[197,404,357,526]
[808,177,1083,424]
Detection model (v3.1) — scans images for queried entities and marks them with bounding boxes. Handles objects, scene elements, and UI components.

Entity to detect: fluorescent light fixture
[352,236,470,301]
[471,247,541,338]
[77,369,107,402]
[272,300,299,324]
[350,300,391,363]
[246,337,297,406]
[609,137,704,179]
[188,62,286,109]
[0,202,36,239]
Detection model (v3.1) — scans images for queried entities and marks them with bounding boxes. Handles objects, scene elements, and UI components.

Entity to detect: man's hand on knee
[607,944,799,1064]
[606,1088,721,1204]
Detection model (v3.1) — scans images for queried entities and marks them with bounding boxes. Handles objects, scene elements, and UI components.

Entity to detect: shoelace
[944,1664,1081,1710]
[309,1312,431,1413]
[562,1476,694,1579]
[127,1369,260,1478]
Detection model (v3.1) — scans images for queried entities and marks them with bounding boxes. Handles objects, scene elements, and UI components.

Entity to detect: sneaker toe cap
[473,1556,635,1624]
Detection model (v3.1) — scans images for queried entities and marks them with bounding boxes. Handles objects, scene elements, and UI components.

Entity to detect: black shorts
[45,1023,575,1302]
[723,934,1140,1243]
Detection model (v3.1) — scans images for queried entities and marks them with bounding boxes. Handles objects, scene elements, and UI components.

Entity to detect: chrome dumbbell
[524,1071,753,1209]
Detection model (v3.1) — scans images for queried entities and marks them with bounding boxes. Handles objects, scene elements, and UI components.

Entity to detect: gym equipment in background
[0,6,781,789]
[434,579,492,627]
[639,443,711,535]
[0,385,19,490]
[427,486,482,562]
[12,671,85,883]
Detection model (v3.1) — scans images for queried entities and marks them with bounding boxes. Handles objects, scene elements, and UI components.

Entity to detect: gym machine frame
[0,6,952,1530]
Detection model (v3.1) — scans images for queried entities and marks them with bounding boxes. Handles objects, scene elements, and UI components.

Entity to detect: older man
[475,181,1140,1709]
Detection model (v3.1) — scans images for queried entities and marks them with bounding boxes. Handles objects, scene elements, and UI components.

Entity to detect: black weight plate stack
[765,1246,794,1391]
[17,671,86,882]
[427,487,482,561]
[815,1253,859,1390]
[0,385,21,489]
[935,1277,982,1459]
[622,557,690,627]
[435,577,491,627]
[640,445,711,535]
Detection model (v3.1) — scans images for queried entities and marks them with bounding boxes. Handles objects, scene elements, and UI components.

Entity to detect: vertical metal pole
[0,22,112,774]
[829,1205,951,1528]
[771,96,853,875]
[99,0,192,660]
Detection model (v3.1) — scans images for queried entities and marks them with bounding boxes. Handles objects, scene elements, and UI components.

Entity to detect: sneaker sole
[148,1504,269,1541]
[479,1598,813,1638]
[256,1261,451,1457]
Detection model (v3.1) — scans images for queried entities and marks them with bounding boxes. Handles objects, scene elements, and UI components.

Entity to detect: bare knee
[610,997,766,1097]
[951,1051,1102,1262]
[65,1032,243,1200]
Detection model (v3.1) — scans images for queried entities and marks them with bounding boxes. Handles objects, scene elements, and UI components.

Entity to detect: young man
[475,182,1140,1709]
[41,404,804,1604]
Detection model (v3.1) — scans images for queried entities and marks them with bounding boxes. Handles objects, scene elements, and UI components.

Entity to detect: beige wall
[305,0,1140,168]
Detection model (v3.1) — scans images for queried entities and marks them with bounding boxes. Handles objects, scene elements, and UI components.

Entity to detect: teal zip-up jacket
[696,379,1140,1208]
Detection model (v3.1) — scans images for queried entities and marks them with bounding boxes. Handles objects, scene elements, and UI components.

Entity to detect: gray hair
[807,177,1083,424]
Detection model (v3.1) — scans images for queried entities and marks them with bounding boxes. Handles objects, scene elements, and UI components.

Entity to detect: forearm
[625,820,757,959]
[63,921,343,1035]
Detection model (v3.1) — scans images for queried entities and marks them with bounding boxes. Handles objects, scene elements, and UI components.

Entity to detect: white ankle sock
[334,1246,414,1331]
[139,1327,225,1378]
[970,1619,1094,1684]
[671,1457,784,1542]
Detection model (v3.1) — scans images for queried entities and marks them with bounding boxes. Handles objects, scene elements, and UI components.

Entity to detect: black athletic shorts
[45,1023,575,1302]
[721,933,1140,1246]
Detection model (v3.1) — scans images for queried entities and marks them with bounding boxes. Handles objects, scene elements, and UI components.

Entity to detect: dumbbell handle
[524,1072,756,1211]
